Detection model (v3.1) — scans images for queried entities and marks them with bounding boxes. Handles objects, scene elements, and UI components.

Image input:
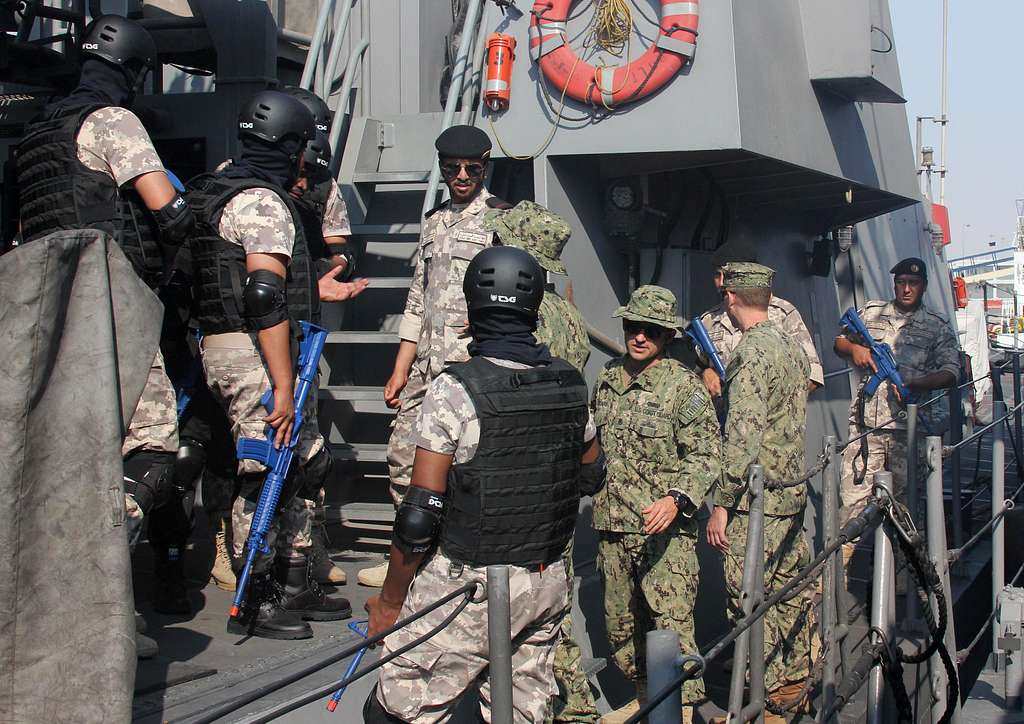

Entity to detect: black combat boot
[152,544,191,615]
[227,571,313,640]
[274,555,352,621]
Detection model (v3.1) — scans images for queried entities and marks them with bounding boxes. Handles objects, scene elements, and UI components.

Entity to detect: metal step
[338,502,395,524]
[326,331,400,344]
[353,171,430,184]
[364,241,417,260]
[351,223,421,239]
[366,277,413,289]
[330,442,388,462]
[320,385,382,401]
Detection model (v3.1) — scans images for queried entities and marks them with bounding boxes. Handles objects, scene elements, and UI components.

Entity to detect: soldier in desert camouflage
[591,285,720,724]
[15,15,197,617]
[706,262,813,723]
[363,124,512,588]
[482,200,598,723]
[364,246,605,723]
[695,242,823,398]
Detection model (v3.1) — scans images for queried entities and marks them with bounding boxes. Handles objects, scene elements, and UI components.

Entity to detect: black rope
[765,446,830,491]
[179,582,479,724]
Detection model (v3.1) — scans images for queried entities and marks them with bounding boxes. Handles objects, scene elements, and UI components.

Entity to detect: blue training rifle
[840,308,914,403]
[686,318,728,429]
[229,321,328,619]
[326,620,370,712]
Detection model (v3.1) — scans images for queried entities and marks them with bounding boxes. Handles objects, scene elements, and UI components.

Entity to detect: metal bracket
[377,122,395,149]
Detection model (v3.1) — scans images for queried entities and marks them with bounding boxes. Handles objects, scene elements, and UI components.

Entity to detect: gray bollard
[486,565,514,724]
[726,465,766,723]
[820,436,839,722]
[994,401,1007,671]
[926,436,962,723]
[867,472,895,724]
[646,630,683,724]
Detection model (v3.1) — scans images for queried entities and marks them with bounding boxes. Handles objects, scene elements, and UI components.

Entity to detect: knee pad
[363,687,408,723]
[297,446,333,501]
[174,437,207,492]
[123,450,176,515]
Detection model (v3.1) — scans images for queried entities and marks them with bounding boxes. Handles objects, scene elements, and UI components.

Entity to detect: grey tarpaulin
[0,231,163,723]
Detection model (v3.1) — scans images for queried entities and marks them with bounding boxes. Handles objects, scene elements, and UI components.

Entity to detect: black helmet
[81,15,157,72]
[283,86,332,134]
[464,246,544,317]
[302,129,333,175]
[238,90,316,144]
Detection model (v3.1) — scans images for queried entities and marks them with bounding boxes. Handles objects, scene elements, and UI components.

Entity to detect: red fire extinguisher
[484,33,515,112]
[953,275,968,309]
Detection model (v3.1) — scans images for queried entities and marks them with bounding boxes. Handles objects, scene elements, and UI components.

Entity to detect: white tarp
[957,298,992,423]
[0,231,162,723]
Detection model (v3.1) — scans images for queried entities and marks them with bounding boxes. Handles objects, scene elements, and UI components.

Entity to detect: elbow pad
[152,193,195,246]
[393,485,445,554]
[579,449,607,496]
[242,269,288,330]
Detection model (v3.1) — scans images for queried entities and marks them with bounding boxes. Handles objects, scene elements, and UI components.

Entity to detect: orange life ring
[529,0,699,108]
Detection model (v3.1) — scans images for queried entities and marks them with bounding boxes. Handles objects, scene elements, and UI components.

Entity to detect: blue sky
[890,0,1023,260]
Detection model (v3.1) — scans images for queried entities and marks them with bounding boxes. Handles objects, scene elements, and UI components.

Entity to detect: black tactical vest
[186,173,320,335]
[441,356,589,567]
[16,103,165,286]
[293,187,328,262]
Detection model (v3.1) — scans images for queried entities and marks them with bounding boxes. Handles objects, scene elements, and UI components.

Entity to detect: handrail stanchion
[926,436,962,723]
[867,472,896,724]
[820,436,839,722]
[950,384,965,547]
[993,362,1005,405]
[420,0,484,219]
[299,0,336,90]
[646,630,682,724]
[905,403,923,629]
[486,565,514,724]
[992,401,1007,671]
[1015,350,1023,471]
[726,465,766,722]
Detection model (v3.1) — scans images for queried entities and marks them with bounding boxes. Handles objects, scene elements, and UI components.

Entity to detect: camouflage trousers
[122,347,178,457]
[385,363,431,504]
[549,540,599,723]
[201,333,325,571]
[722,512,813,693]
[840,429,922,529]
[597,531,704,704]
[376,549,570,723]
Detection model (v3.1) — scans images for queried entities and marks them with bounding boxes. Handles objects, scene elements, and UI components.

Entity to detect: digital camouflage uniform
[713,263,813,695]
[838,300,960,527]
[75,106,179,459]
[698,296,824,387]
[388,189,499,500]
[376,357,591,722]
[484,200,596,722]
[199,189,325,571]
[592,286,720,705]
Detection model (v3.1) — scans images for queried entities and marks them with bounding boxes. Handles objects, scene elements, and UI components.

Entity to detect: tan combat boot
[209,514,237,592]
[309,523,346,585]
[357,560,389,587]
[766,680,811,722]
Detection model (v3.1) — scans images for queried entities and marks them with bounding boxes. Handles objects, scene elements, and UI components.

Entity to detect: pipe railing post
[950,383,965,547]
[1014,349,1022,472]
[487,565,514,724]
[726,465,765,723]
[421,0,485,219]
[321,0,356,101]
[458,3,490,126]
[299,0,336,90]
[905,403,923,630]
[993,401,1007,671]
[820,436,839,722]
[646,630,683,724]
[867,472,896,724]
[926,436,962,723]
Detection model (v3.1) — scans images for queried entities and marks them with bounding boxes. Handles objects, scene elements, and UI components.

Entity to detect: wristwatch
[668,490,696,517]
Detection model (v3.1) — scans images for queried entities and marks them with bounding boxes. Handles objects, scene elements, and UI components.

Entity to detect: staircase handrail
[328,38,370,177]
[300,0,337,90]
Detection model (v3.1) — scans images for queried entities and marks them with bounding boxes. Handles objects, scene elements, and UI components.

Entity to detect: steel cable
[179,582,479,724]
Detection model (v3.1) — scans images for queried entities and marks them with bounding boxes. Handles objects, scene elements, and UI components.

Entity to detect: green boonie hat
[482,200,571,275]
[721,261,775,290]
[613,285,682,330]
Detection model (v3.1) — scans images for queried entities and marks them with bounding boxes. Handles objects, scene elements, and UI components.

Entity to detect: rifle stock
[840,308,913,402]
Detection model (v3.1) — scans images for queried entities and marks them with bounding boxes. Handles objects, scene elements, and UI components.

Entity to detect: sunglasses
[623,321,667,338]
[439,160,486,180]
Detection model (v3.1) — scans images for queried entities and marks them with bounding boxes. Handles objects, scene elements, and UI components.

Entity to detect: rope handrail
[180,582,479,724]
[624,501,887,723]
[765,444,831,491]
[947,499,1014,563]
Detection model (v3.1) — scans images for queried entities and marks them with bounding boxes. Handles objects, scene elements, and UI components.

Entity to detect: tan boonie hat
[721,261,775,290]
[612,285,683,330]
[482,200,571,275]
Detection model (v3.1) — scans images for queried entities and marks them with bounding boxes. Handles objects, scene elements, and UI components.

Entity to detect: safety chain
[764,446,830,492]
